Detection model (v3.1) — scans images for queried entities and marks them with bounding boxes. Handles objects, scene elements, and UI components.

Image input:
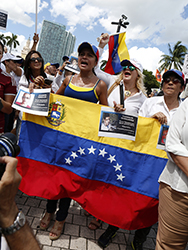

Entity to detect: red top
[0,69,16,133]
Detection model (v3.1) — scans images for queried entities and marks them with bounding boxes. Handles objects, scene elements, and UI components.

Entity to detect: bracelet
[59,69,63,73]
[0,98,3,111]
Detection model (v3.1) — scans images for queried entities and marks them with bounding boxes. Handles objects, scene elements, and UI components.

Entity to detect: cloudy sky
[1,0,188,74]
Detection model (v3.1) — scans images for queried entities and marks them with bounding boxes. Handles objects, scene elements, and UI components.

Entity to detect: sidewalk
[16,190,157,250]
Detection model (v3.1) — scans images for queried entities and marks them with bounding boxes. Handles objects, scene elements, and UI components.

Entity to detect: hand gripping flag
[104,32,130,75]
[17,93,168,230]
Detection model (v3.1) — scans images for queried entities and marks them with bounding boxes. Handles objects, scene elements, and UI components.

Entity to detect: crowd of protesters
[0,31,188,250]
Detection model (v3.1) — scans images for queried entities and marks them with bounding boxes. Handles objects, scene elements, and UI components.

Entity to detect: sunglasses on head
[122,65,136,71]
[164,78,181,84]
[30,57,43,62]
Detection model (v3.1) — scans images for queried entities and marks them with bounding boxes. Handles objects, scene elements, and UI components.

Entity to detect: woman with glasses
[19,50,46,88]
[16,50,48,140]
[95,33,147,116]
[155,74,188,250]
[130,69,185,250]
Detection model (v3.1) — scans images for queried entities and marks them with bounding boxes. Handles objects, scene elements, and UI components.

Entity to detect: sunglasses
[122,65,136,71]
[30,57,43,62]
[164,78,181,84]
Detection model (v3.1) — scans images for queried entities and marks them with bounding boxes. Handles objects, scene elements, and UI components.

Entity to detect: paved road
[16,190,157,250]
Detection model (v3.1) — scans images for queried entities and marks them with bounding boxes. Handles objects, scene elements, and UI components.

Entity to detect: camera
[0,133,20,179]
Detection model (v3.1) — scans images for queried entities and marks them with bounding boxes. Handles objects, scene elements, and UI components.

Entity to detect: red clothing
[0,69,16,133]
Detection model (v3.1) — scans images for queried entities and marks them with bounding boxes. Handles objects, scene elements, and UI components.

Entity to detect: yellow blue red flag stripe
[17,93,167,230]
[105,32,130,74]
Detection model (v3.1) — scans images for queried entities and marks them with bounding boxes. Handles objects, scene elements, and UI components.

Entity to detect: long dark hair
[0,41,4,52]
[24,50,46,83]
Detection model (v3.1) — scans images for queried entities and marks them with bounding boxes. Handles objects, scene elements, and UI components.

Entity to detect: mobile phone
[44,78,53,86]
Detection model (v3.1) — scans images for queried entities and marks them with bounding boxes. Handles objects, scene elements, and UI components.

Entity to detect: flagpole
[35,0,38,34]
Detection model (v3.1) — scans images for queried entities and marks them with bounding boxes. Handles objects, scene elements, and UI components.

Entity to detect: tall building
[37,20,76,65]
[21,37,31,59]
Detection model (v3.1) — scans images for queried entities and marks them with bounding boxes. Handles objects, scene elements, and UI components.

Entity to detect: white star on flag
[71,151,78,159]
[65,157,72,165]
[99,148,108,157]
[117,173,125,181]
[88,145,96,154]
[113,163,122,171]
[107,154,116,163]
[78,147,85,155]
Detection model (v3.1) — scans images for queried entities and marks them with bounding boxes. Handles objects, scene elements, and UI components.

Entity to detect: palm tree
[159,41,187,72]
[0,34,7,45]
[5,33,20,53]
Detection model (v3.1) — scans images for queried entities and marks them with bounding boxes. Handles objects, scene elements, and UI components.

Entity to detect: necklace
[124,87,138,98]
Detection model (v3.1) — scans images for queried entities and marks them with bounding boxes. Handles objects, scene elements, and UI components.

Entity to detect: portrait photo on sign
[12,86,51,116]
[15,90,34,108]
[64,56,80,74]
[98,107,138,141]
[157,124,169,150]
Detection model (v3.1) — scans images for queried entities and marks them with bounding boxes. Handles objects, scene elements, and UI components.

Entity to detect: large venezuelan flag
[17,93,168,230]
[105,32,130,75]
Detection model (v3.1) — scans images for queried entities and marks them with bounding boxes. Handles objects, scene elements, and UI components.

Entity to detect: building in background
[21,37,31,59]
[37,20,76,65]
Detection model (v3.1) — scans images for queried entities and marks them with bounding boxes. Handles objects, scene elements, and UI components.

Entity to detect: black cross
[111,14,129,33]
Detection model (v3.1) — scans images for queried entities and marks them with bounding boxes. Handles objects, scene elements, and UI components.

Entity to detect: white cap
[121,58,143,73]
[1,53,21,62]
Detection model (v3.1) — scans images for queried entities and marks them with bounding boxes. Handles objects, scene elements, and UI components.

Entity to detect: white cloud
[49,0,188,46]
[129,46,164,74]
[1,0,48,27]
[50,0,106,29]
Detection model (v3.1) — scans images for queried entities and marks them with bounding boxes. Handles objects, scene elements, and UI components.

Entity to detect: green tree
[159,41,187,72]
[5,33,20,53]
[143,69,160,95]
[0,34,7,45]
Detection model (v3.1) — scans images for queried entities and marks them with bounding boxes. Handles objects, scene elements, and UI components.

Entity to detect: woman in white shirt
[93,33,147,248]
[156,97,188,249]
[135,69,184,250]
[95,33,147,116]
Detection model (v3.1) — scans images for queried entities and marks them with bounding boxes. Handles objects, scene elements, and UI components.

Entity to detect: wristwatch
[0,211,26,235]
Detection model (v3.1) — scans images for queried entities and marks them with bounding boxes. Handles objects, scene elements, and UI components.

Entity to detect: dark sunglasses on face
[30,57,43,62]
[164,78,181,84]
[122,65,136,71]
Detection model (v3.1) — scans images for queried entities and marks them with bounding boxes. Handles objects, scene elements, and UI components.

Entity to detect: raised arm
[30,33,39,51]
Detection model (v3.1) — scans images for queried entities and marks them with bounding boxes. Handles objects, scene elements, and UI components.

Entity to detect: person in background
[0,42,16,135]
[44,62,59,77]
[1,53,24,92]
[1,53,24,133]
[39,42,108,241]
[15,56,25,69]
[51,59,73,93]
